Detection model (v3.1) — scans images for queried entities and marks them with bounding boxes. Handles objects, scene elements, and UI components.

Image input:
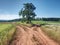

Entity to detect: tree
[19,3,36,23]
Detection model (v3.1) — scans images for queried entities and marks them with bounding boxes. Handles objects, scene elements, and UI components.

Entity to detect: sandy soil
[10,25,59,45]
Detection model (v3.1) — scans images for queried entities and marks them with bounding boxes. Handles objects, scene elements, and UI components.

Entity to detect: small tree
[19,3,36,23]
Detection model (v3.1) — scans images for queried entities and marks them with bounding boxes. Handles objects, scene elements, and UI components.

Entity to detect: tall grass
[0,24,16,45]
[41,25,60,44]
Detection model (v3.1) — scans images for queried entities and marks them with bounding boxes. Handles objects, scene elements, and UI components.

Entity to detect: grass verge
[0,23,16,45]
[41,25,60,44]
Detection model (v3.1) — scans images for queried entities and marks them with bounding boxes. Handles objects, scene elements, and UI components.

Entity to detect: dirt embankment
[10,25,59,45]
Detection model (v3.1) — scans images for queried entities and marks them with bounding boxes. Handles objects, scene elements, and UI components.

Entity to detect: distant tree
[19,3,36,23]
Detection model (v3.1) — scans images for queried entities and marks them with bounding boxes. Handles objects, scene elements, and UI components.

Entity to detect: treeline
[0,19,21,22]
[34,18,60,21]
[0,18,60,22]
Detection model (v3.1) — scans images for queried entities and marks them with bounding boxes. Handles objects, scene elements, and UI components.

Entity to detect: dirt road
[10,25,59,45]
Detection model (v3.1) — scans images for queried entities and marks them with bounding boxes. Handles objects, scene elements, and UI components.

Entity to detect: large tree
[19,3,36,23]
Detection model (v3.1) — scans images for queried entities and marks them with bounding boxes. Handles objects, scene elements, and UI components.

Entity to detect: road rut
[10,25,59,45]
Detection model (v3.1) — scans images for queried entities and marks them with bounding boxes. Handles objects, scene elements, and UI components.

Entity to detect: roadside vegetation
[0,23,16,45]
[41,24,60,44]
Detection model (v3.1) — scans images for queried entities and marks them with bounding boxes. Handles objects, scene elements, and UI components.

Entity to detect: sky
[0,0,60,20]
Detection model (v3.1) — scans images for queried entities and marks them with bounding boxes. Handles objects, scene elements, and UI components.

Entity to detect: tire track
[10,26,28,45]
[10,25,59,45]
[32,26,59,45]
[19,25,35,45]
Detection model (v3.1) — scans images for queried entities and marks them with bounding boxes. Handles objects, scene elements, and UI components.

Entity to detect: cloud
[0,14,20,20]
[0,9,20,20]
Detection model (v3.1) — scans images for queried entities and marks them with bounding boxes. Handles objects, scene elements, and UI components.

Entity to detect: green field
[16,20,60,25]
[32,20,60,24]
[0,23,16,45]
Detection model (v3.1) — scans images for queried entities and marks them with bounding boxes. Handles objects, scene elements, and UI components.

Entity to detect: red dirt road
[10,25,59,45]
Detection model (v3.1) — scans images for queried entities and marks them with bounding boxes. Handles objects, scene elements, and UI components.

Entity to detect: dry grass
[41,24,60,43]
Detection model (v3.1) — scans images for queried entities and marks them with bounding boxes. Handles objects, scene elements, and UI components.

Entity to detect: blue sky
[0,0,60,20]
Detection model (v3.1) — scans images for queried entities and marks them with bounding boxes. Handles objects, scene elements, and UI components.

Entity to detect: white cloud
[0,9,21,20]
[0,14,20,20]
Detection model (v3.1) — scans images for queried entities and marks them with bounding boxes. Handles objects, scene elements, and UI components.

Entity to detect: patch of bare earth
[10,25,59,45]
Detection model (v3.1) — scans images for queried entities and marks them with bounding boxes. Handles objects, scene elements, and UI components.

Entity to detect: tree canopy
[19,3,36,23]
